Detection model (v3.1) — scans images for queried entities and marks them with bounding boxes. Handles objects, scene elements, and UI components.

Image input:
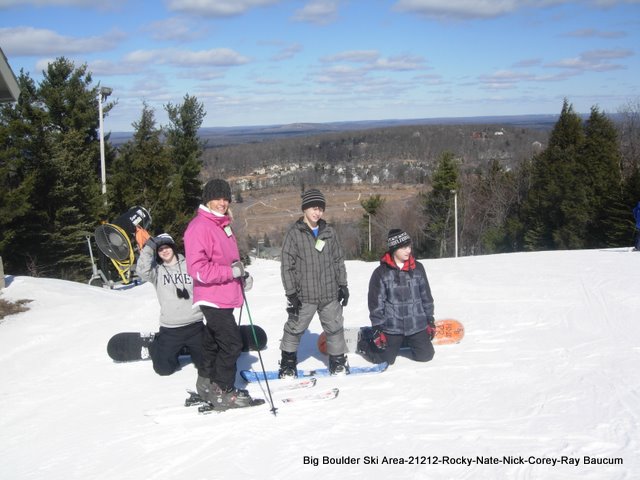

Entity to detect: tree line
[1,57,639,282]
[360,100,639,260]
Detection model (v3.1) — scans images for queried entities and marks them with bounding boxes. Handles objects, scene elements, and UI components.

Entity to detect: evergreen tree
[523,99,588,250]
[0,58,102,279]
[164,94,207,235]
[48,130,101,277]
[420,151,459,258]
[0,72,50,275]
[581,106,625,246]
[109,103,174,235]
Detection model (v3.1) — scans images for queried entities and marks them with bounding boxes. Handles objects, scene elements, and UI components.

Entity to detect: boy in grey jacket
[279,189,350,376]
[137,233,205,376]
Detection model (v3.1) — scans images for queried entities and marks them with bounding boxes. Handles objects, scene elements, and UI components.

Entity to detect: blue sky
[1,0,639,132]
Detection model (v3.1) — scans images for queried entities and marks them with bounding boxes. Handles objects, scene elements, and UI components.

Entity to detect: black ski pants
[200,306,243,390]
[361,329,435,365]
[149,321,205,376]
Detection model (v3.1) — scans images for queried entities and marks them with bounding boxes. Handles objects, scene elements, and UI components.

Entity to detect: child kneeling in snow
[358,229,435,365]
[137,233,205,376]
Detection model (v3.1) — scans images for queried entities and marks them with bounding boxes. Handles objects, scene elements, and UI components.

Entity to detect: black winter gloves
[371,325,387,351]
[426,316,437,341]
[338,285,349,307]
[286,293,302,315]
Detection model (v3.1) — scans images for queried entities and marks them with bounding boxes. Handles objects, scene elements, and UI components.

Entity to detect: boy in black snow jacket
[359,229,435,365]
[278,188,350,376]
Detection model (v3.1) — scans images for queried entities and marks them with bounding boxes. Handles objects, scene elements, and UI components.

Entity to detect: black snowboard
[107,324,268,362]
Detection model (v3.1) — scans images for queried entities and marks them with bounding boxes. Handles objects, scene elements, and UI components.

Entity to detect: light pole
[98,86,112,205]
[451,189,458,257]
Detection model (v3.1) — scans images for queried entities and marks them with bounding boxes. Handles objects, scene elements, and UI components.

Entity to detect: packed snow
[1,249,638,479]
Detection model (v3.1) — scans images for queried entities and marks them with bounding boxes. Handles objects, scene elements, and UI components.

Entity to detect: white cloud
[144,17,209,42]
[321,50,380,63]
[547,48,632,71]
[166,0,281,17]
[0,26,125,56]
[292,1,339,25]
[0,0,126,9]
[270,43,303,61]
[393,0,524,19]
[563,28,626,38]
[372,55,427,71]
[512,58,543,68]
[321,51,427,70]
[123,48,251,67]
[392,0,640,20]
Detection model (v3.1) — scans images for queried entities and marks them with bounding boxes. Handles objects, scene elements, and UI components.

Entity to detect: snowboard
[317,318,465,355]
[107,324,268,362]
[240,361,389,382]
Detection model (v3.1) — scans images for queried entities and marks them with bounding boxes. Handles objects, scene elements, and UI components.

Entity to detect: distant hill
[108,114,569,147]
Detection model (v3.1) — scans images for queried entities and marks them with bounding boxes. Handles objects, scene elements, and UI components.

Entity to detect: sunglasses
[176,287,190,300]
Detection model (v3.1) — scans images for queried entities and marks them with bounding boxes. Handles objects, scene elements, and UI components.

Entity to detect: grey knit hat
[387,229,411,252]
[301,188,326,211]
[202,179,232,204]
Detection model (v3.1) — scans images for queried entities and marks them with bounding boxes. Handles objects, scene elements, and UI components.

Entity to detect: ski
[280,387,339,403]
[270,377,318,391]
[198,398,266,414]
[240,362,389,382]
[145,378,321,422]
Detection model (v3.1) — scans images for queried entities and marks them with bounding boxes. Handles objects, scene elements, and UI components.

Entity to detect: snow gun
[94,206,152,284]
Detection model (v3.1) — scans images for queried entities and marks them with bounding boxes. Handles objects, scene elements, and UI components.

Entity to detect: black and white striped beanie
[301,189,326,211]
[387,229,411,252]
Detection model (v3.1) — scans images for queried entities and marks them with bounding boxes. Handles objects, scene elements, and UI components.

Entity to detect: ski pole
[241,287,278,416]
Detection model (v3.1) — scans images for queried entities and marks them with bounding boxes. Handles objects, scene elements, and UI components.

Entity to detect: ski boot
[329,354,350,376]
[201,382,264,411]
[278,350,298,379]
[196,374,212,399]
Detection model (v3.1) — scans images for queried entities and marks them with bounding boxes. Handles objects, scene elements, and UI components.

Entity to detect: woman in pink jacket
[185,179,261,410]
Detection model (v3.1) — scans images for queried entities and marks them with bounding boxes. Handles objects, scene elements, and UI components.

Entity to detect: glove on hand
[144,237,158,249]
[231,260,245,278]
[371,325,387,351]
[242,273,253,291]
[286,293,302,315]
[426,316,437,341]
[338,285,349,307]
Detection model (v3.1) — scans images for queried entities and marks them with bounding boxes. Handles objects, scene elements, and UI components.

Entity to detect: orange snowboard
[317,318,464,354]
[432,318,465,345]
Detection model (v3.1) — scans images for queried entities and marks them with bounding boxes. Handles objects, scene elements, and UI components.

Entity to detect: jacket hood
[380,251,416,271]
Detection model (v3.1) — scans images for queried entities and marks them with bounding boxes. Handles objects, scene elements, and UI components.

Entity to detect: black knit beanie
[387,229,411,252]
[154,233,178,263]
[301,188,326,211]
[202,179,232,204]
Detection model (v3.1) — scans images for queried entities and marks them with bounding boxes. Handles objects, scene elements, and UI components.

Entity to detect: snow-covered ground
[1,249,638,479]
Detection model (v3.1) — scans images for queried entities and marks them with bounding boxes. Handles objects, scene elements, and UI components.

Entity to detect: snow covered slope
[1,249,638,479]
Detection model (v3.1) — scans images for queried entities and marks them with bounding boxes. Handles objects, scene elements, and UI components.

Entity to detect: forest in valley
[1,57,639,282]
